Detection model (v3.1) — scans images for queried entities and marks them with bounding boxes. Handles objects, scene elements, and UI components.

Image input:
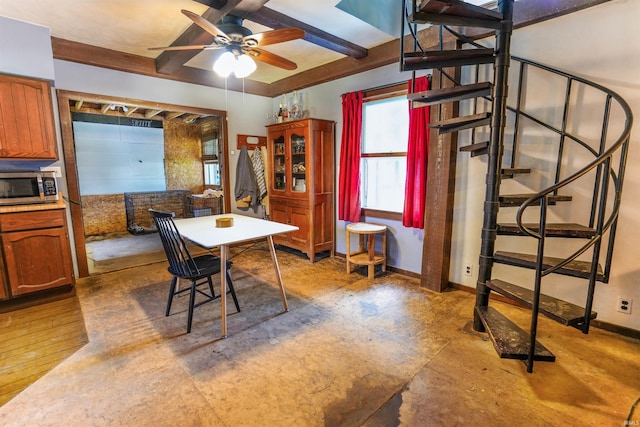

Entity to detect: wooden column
[420,66,459,292]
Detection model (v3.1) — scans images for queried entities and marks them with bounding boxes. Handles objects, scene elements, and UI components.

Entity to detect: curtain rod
[348,74,432,95]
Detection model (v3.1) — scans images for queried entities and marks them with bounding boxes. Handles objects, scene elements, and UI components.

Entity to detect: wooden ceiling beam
[154,0,264,75]
[247,7,368,59]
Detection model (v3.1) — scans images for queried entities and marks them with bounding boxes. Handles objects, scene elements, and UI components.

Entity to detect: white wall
[0,16,54,80]
[451,0,640,330]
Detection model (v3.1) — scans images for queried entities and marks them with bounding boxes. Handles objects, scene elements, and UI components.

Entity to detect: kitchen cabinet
[0,73,58,159]
[0,208,74,298]
[267,118,334,262]
[0,257,6,300]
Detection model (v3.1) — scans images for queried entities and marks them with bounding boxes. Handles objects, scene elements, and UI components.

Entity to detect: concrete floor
[0,245,638,426]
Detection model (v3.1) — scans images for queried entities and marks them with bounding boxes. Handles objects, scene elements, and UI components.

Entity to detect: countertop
[0,198,67,214]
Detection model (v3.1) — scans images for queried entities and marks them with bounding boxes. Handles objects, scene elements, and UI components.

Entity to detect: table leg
[346,229,351,274]
[267,235,289,312]
[367,234,375,279]
[220,244,228,338]
[382,230,387,273]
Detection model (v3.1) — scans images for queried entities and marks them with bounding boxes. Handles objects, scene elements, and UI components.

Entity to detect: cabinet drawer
[270,196,309,210]
[0,209,65,232]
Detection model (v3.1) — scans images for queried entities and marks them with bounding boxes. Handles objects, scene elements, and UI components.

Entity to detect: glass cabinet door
[289,133,306,193]
[272,135,286,191]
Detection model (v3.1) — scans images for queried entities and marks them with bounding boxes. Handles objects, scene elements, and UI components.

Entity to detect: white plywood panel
[73,121,166,195]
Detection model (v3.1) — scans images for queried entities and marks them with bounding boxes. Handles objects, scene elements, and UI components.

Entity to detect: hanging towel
[235,146,258,209]
[252,147,267,203]
[260,146,270,213]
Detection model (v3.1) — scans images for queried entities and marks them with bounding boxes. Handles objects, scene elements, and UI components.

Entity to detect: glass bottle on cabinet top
[290,133,306,192]
[273,136,286,190]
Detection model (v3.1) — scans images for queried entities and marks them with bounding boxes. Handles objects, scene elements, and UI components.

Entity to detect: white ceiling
[0,0,490,84]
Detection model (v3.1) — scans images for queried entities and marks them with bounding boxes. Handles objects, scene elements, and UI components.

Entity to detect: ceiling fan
[149,9,305,75]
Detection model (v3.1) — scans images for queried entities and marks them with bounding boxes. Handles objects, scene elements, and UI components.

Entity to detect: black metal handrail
[511,56,633,277]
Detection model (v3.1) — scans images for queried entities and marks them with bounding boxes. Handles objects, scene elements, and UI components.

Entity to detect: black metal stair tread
[430,112,491,134]
[460,141,488,157]
[412,0,503,29]
[497,223,597,238]
[493,251,605,281]
[408,82,492,107]
[487,279,597,327]
[403,48,495,71]
[501,167,531,178]
[475,306,556,361]
[499,193,572,206]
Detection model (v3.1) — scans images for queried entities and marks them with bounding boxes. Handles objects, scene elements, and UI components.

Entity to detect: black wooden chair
[149,209,240,333]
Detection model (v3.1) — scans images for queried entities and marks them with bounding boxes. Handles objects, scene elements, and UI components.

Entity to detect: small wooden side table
[345,222,387,279]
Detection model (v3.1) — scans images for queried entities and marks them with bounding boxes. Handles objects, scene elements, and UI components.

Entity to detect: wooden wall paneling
[81,195,126,235]
[164,121,204,192]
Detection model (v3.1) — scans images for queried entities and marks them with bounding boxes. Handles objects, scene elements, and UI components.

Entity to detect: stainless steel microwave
[0,171,59,205]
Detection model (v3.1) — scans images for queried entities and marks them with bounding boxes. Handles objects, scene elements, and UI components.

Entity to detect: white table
[174,213,298,338]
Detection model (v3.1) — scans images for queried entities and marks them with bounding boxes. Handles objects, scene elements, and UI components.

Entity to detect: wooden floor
[0,296,88,405]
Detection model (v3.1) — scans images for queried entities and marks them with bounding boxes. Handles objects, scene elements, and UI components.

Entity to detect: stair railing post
[474,0,515,331]
[527,195,547,373]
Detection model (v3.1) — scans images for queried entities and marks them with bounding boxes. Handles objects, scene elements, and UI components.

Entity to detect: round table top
[346,222,387,234]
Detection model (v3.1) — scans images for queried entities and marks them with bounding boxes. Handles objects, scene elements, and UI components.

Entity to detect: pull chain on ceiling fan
[149,9,305,78]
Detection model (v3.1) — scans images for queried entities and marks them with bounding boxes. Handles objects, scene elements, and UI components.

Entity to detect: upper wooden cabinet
[0,74,58,159]
[267,118,335,262]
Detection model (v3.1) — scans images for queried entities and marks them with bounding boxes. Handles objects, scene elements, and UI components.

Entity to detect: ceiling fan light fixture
[213,51,256,79]
[213,51,236,77]
[234,54,257,78]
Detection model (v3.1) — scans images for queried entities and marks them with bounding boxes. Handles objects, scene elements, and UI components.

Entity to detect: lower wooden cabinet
[270,200,311,249]
[0,257,6,300]
[0,208,74,299]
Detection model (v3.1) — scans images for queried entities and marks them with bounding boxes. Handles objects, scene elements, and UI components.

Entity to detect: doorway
[57,90,231,277]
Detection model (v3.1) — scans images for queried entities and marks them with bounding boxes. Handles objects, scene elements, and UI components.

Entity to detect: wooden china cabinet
[266,118,335,262]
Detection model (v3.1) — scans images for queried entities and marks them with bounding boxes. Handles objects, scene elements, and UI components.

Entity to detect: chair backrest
[149,209,199,278]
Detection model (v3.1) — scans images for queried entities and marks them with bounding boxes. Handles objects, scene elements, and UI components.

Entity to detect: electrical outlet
[465,265,473,276]
[40,166,62,178]
[617,297,633,314]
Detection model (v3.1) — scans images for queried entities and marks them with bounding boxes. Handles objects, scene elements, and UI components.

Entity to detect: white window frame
[360,83,409,219]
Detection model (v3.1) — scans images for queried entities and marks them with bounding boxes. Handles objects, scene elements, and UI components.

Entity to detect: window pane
[360,157,406,213]
[204,162,220,186]
[362,97,409,153]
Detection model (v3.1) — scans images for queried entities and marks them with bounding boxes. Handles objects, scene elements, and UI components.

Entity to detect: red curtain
[338,91,363,222]
[403,77,431,229]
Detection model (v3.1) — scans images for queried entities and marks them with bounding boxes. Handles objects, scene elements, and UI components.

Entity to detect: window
[360,85,409,217]
[201,122,221,189]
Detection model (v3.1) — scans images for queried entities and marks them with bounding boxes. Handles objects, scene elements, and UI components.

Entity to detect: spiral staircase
[401,0,633,372]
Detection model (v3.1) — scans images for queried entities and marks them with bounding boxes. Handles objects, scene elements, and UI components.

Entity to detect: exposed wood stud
[145,110,162,119]
[166,111,185,121]
[74,100,83,110]
[183,114,201,123]
[100,104,110,114]
[124,107,138,117]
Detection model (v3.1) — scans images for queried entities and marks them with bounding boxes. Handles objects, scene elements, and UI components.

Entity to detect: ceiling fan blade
[244,28,305,47]
[247,48,298,71]
[148,45,217,52]
[181,9,230,43]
